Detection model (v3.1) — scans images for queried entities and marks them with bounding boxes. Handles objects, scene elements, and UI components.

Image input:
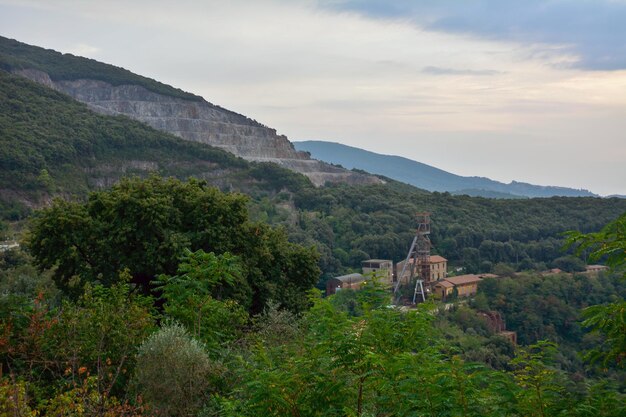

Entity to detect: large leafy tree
[566,211,626,368]
[156,249,248,351]
[26,176,320,313]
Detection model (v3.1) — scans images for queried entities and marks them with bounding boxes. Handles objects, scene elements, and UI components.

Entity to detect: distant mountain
[294,141,597,198]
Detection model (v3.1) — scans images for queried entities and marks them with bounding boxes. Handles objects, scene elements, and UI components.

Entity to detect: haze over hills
[0,35,379,187]
[294,141,598,199]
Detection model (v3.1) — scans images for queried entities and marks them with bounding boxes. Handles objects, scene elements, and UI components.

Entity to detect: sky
[1,0,625,195]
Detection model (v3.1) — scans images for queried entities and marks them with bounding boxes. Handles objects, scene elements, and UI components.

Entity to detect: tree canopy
[26,176,320,313]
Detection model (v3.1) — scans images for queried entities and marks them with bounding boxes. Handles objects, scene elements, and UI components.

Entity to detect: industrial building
[396,255,448,284]
[326,273,366,295]
[433,274,483,300]
[361,259,393,285]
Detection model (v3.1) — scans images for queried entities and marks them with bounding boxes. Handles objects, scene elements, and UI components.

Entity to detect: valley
[0,33,624,416]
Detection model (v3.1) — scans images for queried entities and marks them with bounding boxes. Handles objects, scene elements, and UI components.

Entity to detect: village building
[433,279,454,299]
[433,274,482,300]
[396,255,448,284]
[326,273,366,296]
[541,268,563,276]
[585,265,609,273]
[362,259,393,285]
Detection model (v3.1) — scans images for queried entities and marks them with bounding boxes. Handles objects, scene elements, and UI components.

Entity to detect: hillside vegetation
[0,35,201,101]
[0,35,625,415]
[2,65,625,285]
[3,64,625,280]
[283,181,626,281]
[1,192,624,415]
[0,69,310,219]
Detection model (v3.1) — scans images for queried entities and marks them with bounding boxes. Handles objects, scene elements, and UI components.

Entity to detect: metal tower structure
[394,212,432,304]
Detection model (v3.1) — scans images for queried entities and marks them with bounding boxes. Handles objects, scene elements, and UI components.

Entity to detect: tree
[552,255,585,273]
[26,176,320,313]
[134,322,214,417]
[566,211,626,367]
[156,249,248,351]
[0,273,155,402]
[510,342,569,417]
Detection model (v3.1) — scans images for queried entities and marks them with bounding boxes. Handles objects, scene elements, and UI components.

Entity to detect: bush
[134,322,213,417]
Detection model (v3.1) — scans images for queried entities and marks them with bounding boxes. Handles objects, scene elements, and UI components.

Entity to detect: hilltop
[295,140,597,198]
[0,70,311,219]
[0,36,379,187]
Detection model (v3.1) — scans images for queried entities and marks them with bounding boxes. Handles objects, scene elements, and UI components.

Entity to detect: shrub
[134,322,213,417]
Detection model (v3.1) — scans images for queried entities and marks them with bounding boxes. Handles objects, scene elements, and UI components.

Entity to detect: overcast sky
[2,0,625,195]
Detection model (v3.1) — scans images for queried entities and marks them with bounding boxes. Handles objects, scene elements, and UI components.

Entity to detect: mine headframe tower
[394,212,432,304]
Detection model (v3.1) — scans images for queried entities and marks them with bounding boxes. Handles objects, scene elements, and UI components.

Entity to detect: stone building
[433,274,482,300]
[396,255,448,284]
[326,273,366,295]
[362,259,393,285]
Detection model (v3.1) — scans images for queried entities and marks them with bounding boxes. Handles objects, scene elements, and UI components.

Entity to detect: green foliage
[567,212,626,368]
[49,278,156,394]
[553,255,587,272]
[157,249,248,351]
[510,342,569,417]
[582,302,626,368]
[247,162,312,193]
[0,379,36,417]
[134,322,214,417]
[26,176,320,313]
[249,301,300,348]
[220,289,525,417]
[566,211,626,274]
[2,263,626,416]
[0,35,202,101]
[0,69,311,219]
[0,276,155,404]
[40,375,149,417]
[493,262,516,277]
[288,182,626,277]
[477,272,625,348]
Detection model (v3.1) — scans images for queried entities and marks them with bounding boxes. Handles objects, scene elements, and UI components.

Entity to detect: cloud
[1,0,625,194]
[321,0,626,70]
[421,66,502,76]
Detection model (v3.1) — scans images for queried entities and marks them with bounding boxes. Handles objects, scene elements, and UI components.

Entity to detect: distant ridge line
[294,140,597,199]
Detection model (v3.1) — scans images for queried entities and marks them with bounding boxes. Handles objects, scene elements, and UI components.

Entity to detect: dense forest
[1,180,624,415]
[274,182,626,283]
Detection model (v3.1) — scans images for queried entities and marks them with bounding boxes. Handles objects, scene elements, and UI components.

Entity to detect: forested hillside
[0,69,310,219]
[278,181,626,281]
[1,189,624,415]
[1,39,625,415]
[2,65,625,288]
[0,35,201,101]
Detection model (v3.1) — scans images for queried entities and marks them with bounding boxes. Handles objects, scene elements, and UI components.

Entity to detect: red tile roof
[443,274,482,286]
[430,255,447,263]
[399,255,447,265]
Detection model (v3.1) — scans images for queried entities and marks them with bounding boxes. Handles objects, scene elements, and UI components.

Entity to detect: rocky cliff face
[14,69,380,186]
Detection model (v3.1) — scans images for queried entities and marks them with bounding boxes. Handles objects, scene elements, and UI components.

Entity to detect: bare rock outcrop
[14,69,381,186]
